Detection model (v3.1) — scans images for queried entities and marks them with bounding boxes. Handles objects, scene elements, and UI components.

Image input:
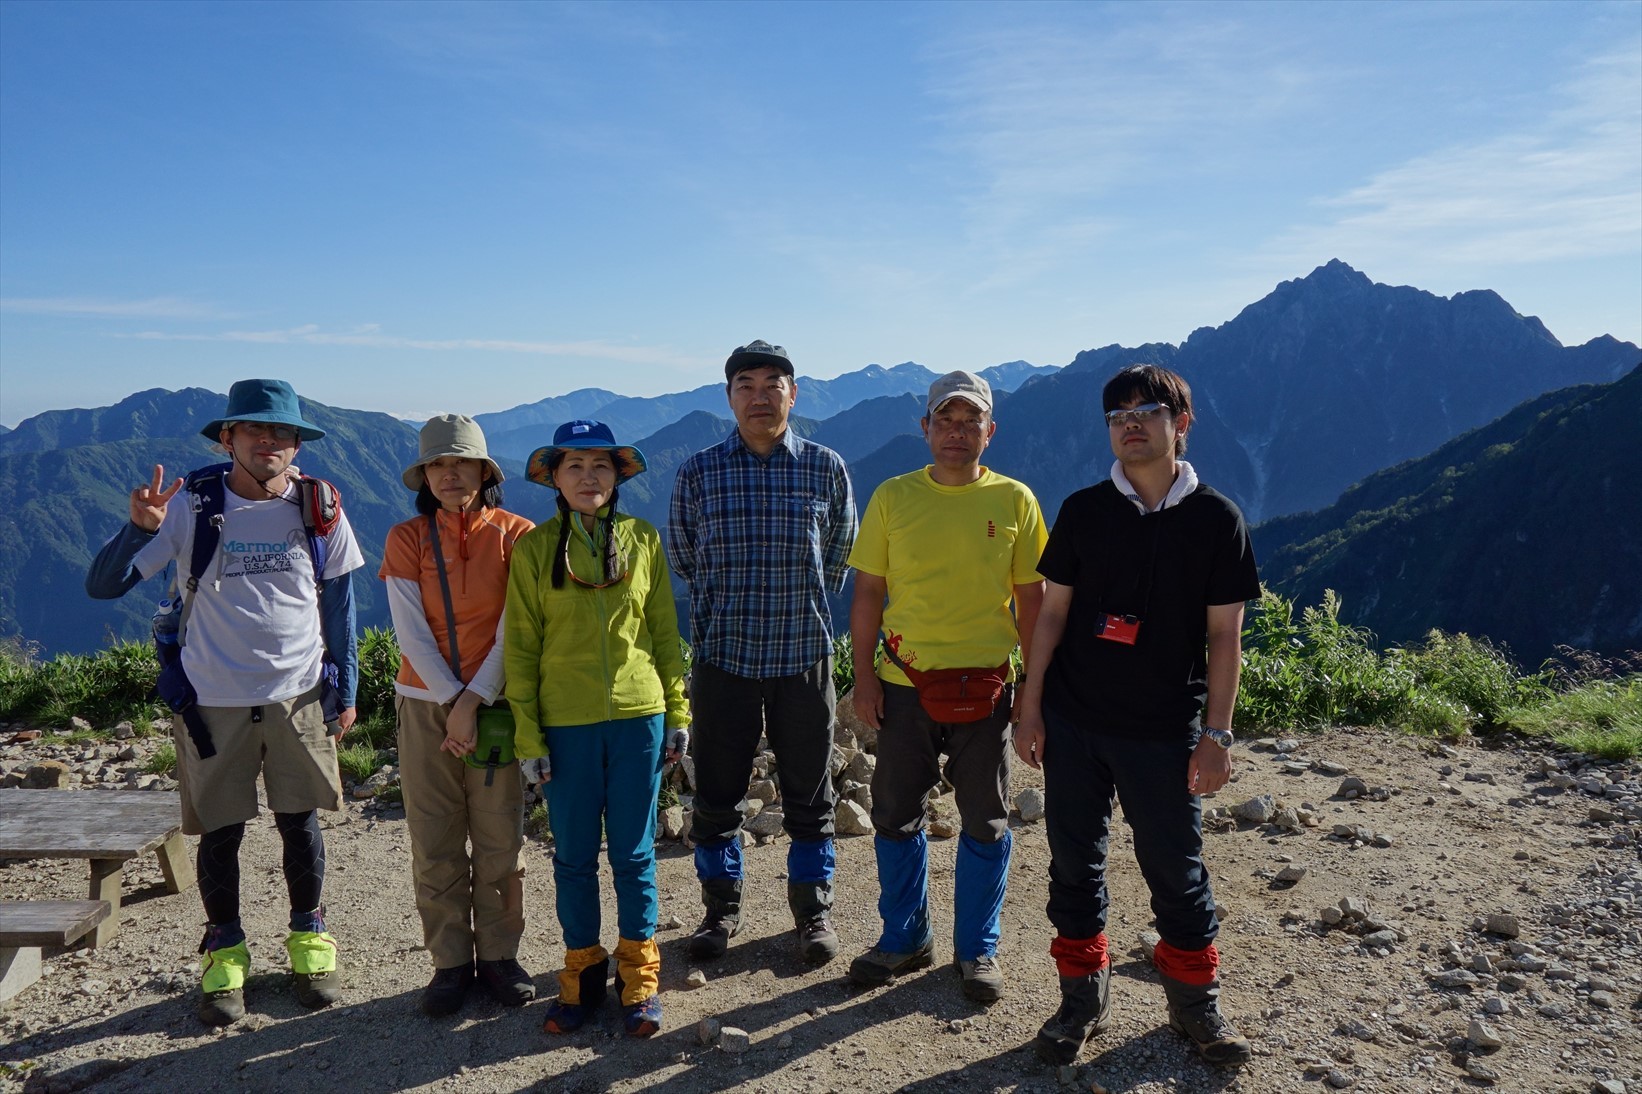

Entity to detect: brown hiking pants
[396,696,527,969]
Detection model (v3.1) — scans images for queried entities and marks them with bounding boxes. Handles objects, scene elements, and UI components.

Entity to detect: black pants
[688,657,837,845]
[871,681,1011,844]
[1042,704,1218,951]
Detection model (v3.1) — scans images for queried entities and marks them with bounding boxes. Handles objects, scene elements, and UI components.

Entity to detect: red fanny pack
[881,637,1009,724]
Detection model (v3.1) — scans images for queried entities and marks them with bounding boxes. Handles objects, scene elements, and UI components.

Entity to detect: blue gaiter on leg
[694,837,743,881]
[954,830,1012,961]
[787,837,835,884]
[875,832,930,954]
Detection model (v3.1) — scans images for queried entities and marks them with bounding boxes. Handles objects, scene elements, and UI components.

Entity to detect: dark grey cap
[725,340,794,381]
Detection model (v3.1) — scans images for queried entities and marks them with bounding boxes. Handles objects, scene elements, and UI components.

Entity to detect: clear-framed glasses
[562,534,629,589]
[1104,403,1171,428]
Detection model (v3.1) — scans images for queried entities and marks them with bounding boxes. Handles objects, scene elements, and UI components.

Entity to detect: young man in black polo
[1013,363,1260,1067]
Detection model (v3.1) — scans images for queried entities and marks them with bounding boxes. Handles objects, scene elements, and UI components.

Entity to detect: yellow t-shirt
[848,466,1047,686]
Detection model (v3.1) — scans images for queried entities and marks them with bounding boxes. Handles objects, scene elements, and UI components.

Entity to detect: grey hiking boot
[1034,968,1112,1065]
[687,877,743,961]
[955,953,1005,1003]
[1160,975,1251,1066]
[796,915,839,965]
[476,958,536,1007]
[847,940,934,987]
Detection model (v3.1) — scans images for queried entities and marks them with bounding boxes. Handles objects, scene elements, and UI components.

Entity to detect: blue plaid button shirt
[668,427,856,678]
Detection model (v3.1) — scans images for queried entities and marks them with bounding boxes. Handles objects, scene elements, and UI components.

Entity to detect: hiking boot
[1161,976,1251,1066]
[1034,969,1112,1066]
[476,958,536,1007]
[623,994,663,1037]
[687,910,741,960]
[955,953,1005,1003]
[544,954,608,1034]
[286,930,342,1009]
[847,940,934,987]
[419,963,473,1017]
[198,937,250,1027]
[796,915,838,965]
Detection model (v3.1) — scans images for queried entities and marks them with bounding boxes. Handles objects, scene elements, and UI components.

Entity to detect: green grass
[337,741,388,784]
[525,801,551,840]
[1235,588,1557,739]
[0,638,166,729]
[1505,677,1642,759]
[144,741,177,776]
[8,589,1637,760]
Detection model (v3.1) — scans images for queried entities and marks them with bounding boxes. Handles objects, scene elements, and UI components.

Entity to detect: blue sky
[2,0,1638,427]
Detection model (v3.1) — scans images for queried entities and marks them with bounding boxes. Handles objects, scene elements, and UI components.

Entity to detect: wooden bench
[0,900,111,1002]
[0,789,194,948]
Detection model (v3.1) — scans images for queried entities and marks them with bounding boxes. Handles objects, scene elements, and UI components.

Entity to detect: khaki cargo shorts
[174,681,343,835]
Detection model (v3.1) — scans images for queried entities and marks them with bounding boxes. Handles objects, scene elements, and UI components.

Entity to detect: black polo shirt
[1038,479,1261,738]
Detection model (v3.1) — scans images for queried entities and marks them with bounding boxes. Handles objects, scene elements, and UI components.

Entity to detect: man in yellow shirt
[845,371,1046,1002]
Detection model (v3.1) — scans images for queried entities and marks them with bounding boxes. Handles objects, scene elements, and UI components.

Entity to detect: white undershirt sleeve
[385,576,464,703]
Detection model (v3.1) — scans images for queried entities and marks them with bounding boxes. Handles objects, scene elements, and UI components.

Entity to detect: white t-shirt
[134,470,365,706]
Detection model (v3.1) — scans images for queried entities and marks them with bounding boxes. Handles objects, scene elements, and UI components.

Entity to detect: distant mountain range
[3,260,1635,661]
[476,360,1054,459]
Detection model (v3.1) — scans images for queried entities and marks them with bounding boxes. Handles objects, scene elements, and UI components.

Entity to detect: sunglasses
[231,421,300,442]
[562,535,629,589]
[1104,403,1171,427]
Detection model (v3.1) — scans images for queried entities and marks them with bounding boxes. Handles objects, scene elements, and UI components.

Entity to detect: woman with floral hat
[380,414,536,1017]
[505,419,689,1038]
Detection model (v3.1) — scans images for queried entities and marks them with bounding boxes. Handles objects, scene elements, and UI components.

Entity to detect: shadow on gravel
[11,980,552,1094]
[562,972,954,1094]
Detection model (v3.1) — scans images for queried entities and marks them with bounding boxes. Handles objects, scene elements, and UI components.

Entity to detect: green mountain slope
[1256,366,1642,663]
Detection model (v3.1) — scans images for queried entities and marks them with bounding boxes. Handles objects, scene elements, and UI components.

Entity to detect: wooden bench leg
[0,946,43,1003]
[157,831,195,894]
[88,859,124,948]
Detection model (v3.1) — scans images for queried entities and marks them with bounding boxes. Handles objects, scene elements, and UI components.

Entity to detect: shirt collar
[1110,460,1198,514]
[727,425,799,460]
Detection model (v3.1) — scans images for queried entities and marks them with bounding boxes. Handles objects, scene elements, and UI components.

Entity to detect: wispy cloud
[924,9,1315,284]
[1263,46,1642,269]
[0,296,233,319]
[119,323,700,367]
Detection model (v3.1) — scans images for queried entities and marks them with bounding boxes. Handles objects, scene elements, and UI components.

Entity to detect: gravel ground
[3,722,1640,1094]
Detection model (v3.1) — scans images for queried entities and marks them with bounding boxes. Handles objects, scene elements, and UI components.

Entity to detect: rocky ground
[2,708,1640,1094]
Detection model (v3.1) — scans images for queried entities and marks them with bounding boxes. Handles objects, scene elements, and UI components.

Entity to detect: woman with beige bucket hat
[379,414,538,1016]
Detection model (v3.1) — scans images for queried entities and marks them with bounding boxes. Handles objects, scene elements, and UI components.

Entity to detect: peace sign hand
[130,464,184,532]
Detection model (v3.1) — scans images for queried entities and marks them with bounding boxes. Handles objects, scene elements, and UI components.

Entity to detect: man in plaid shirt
[668,339,857,966]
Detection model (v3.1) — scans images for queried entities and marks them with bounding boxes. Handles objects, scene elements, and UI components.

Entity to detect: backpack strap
[297,475,342,591]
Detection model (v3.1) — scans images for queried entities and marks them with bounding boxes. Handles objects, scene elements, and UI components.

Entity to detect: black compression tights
[196,811,326,925]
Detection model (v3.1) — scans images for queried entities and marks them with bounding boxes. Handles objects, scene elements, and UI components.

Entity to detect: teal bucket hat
[200,379,326,441]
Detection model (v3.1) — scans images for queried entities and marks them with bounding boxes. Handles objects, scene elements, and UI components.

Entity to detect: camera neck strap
[425,512,463,680]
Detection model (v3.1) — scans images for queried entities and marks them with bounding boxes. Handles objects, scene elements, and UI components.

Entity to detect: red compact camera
[1094,612,1141,646]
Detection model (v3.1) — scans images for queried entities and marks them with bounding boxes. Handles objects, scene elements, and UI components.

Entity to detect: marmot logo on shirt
[987,520,996,538]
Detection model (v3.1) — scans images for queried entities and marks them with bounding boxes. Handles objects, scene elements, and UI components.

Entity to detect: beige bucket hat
[402,414,505,490]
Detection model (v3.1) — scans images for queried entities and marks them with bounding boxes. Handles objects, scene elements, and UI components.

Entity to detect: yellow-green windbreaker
[504,509,689,759]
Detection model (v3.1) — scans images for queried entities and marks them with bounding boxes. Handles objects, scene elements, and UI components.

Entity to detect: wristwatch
[1201,726,1234,750]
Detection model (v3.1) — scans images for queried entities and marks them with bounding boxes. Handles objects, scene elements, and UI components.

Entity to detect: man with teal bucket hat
[87,378,365,1026]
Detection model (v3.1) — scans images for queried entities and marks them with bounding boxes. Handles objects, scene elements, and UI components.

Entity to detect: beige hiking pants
[396,696,527,969]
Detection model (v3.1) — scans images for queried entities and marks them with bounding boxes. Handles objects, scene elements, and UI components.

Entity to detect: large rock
[1015,788,1046,823]
[745,810,786,838]
[843,751,875,786]
[927,798,960,839]
[746,778,779,805]
[835,689,877,753]
[23,760,71,789]
[835,800,873,836]
[659,805,686,840]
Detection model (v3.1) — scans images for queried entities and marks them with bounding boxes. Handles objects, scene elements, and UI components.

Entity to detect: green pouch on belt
[464,704,517,772]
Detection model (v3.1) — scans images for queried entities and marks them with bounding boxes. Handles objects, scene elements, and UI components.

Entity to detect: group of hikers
[85,341,1260,1069]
